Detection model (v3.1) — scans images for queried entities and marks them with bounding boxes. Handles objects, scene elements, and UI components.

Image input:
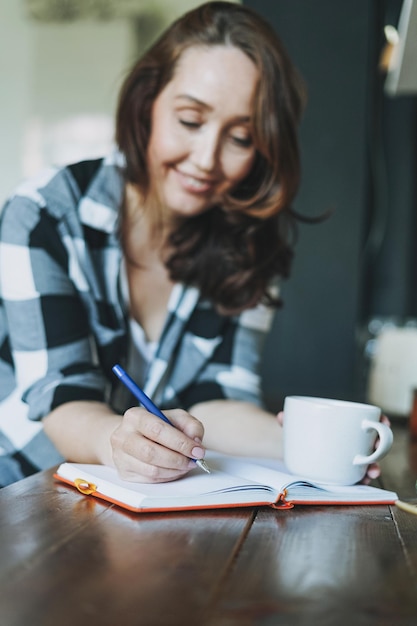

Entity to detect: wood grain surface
[0,423,416,626]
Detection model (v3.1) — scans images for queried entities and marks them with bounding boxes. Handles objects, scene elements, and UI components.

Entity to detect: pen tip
[197,459,211,474]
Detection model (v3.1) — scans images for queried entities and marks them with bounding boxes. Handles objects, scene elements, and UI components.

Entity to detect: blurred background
[1,0,416,418]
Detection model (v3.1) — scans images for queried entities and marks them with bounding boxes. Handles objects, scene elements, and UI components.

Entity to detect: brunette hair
[116,1,307,314]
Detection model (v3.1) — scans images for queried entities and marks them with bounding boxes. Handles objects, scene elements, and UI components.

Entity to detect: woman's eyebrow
[175,94,211,109]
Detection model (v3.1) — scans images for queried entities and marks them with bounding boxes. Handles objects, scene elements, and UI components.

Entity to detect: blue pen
[112,364,210,473]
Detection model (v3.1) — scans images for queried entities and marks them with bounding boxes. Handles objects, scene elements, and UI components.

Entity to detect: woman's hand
[276,411,390,484]
[361,414,391,484]
[110,407,206,483]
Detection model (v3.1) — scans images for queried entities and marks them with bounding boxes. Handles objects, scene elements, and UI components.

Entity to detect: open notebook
[54,451,398,513]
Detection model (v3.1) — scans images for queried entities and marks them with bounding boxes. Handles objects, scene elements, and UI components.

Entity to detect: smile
[175,169,216,194]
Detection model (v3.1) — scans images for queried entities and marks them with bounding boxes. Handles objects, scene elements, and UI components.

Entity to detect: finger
[359,463,381,485]
[163,408,205,441]
[276,411,284,426]
[366,463,380,480]
[125,429,201,468]
[112,431,197,481]
[116,452,195,484]
[381,414,391,426]
[124,407,205,460]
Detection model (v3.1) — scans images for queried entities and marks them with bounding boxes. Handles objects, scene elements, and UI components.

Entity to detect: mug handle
[353,419,394,465]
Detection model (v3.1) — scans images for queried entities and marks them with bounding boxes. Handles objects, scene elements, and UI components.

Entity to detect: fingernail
[194,436,202,444]
[191,446,204,459]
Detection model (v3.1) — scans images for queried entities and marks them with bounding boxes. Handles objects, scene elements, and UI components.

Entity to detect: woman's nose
[192,131,220,173]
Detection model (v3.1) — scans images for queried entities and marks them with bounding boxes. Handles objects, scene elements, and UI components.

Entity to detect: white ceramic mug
[283,396,394,485]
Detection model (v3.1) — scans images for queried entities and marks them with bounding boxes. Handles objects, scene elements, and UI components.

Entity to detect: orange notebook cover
[54,452,398,513]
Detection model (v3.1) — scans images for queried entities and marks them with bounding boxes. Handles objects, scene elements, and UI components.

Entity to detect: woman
[0,2,313,486]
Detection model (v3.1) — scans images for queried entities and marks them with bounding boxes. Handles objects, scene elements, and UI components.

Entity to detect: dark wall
[242,0,417,411]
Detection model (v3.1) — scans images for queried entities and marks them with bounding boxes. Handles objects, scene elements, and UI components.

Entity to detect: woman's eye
[179,119,200,129]
[231,135,252,148]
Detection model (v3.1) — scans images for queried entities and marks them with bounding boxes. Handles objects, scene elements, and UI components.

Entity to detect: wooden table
[1,422,416,626]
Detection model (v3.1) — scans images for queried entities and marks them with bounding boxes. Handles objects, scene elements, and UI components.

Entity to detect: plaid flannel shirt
[0,153,275,486]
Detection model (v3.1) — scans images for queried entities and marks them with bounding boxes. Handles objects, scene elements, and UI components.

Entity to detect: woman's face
[147,45,258,217]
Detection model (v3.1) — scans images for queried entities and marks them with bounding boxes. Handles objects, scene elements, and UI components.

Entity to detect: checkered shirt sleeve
[0,157,126,481]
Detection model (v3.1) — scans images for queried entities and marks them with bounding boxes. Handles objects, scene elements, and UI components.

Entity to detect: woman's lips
[175,169,217,194]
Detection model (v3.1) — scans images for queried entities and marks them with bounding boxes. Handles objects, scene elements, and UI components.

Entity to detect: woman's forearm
[42,401,121,466]
[42,398,283,477]
[188,399,283,459]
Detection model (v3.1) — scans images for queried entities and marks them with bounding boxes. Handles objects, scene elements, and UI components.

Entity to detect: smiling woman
[146,45,258,218]
[0,1,309,488]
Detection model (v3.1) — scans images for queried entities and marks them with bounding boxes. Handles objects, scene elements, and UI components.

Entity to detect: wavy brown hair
[116,1,307,314]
